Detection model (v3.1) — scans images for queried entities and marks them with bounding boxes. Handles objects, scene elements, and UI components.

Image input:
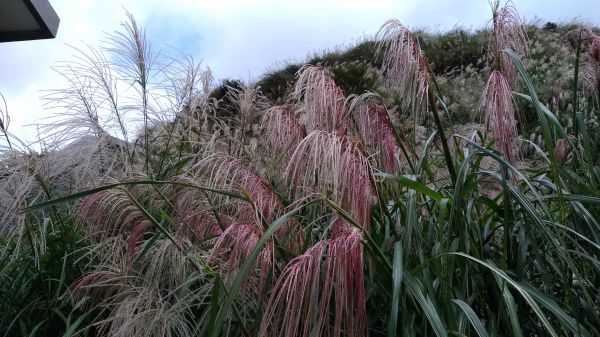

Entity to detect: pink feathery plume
[72,272,105,300]
[293,65,347,133]
[191,155,303,286]
[259,217,366,337]
[168,176,227,241]
[286,130,374,229]
[327,229,366,337]
[71,271,117,305]
[592,36,600,63]
[78,189,154,267]
[126,220,151,267]
[262,104,307,157]
[192,155,299,231]
[554,138,570,165]
[565,27,596,51]
[210,218,273,293]
[192,154,285,223]
[580,36,600,98]
[177,210,225,242]
[579,59,599,97]
[376,19,430,120]
[352,102,400,173]
[258,241,329,337]
[489,1,528,85]
[481,70,518,165]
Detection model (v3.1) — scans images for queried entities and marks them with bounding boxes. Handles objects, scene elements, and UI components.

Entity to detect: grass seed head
[376,19,431,120]
[481,70,518,165]
[293,65,348,133]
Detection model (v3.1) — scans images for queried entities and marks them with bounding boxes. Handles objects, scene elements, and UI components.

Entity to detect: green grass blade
[61,312,90,337]
[520,282,592,337]
[388,242,404,337]
[376,172,444,202]
[493,274,523,337]
[451,299,491,337]
[449,253,559,337]
[403,273,448,337]
[21,180,247,214]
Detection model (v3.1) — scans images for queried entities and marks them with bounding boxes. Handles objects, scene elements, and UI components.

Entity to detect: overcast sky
[1,0,599,143]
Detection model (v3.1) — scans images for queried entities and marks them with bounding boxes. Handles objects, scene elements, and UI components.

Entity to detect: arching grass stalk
[572,28,583,138]
[106,11,153,174]
[427,85,457,184]
[0,93,11,149]
[376,20,457,184]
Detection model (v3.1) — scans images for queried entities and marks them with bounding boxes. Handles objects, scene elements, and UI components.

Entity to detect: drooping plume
[78,188,152,262]
[210,215,274,292]
[259,218,366,337]
[188,154,300,287]
[591,36,600,63]
[191,154,285,222]
[168,175,225,241]
[489,0,528,85]
[481,1,527,165]
[293,65,347,133]
[286,130,374,228]
[579,57,599,97]
[261,104,307,158]
[481,71,518,165]
[376,19,431,120]
[352,100,400,173]
[580,35,600,99]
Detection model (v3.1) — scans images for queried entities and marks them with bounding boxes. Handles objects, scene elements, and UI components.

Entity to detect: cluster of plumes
[488,0,528,85]
[293,65,348,133]
[40,9,224,177]
[351,100,400,173]
[53,39,277,334]
[286,131,374,228]
[68,92,281,335]
[76,177,176,267]
[0,148,82,246]
[185,154,310,294]
[72,181,207,337]
[222,84,271,157]
[481,71,518,165]
[261,105,307,167]
[226,84,271,126]
[163,57,220,143]
[71,261,206,337]
[572,29,600,99]
[191,154,286,223]
[63,67,379,337]
[481,0,528,166]
[254,65,387,337]
[71,157,297,333]
[2,11,409,337]
[259,217,365,337]
[376,19,431,120]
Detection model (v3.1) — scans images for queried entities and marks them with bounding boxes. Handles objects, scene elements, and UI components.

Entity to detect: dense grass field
[1,2,600,336]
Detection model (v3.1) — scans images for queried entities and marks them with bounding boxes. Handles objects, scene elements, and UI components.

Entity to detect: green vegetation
[1,4,600,337]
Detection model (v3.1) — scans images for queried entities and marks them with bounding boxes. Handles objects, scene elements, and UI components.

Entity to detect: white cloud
[1,0,599,144]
